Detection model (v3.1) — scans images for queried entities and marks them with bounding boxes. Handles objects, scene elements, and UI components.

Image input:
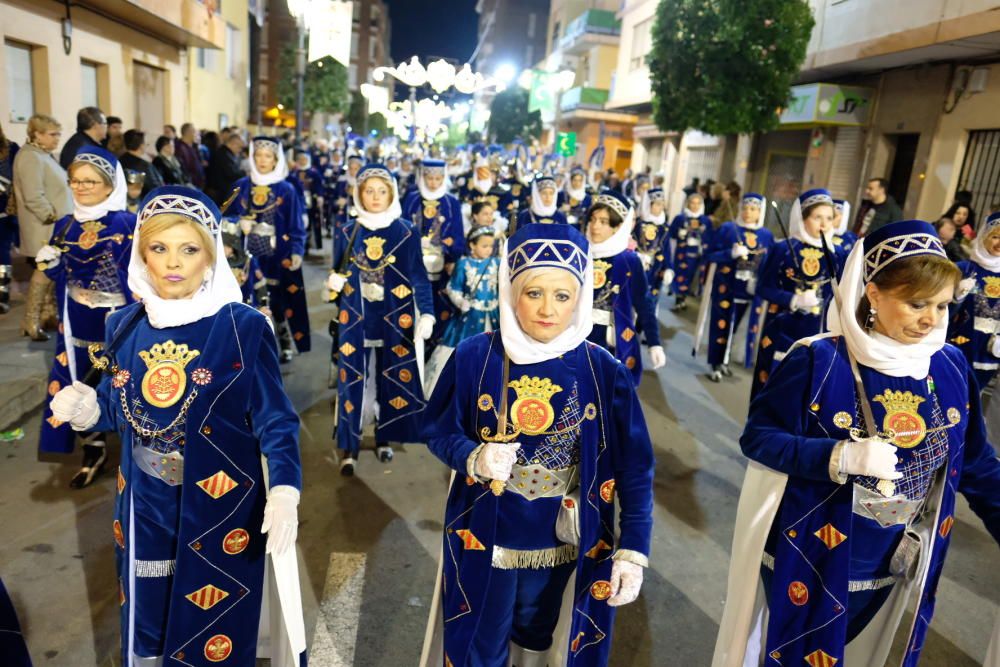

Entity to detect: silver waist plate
[853,483,922,528]
[134,446,184,487]
[68,285,126,309]
[251,221,276,237]
[361,281,384,302]
[735,269,754,282]
[505,463,579,500]
[592,309,612,326]
[974,316,999,334]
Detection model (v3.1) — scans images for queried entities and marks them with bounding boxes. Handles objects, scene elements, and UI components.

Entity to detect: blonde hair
[139,214,216,265]
[27,114,60,142]
[358,174,395,206]
[510,267,581,302]
[68,161,112,187]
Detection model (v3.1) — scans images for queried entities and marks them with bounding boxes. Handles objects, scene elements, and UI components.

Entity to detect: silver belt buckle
[361,281,385,302]
[592,309,612,326]
[853,483,921,528]
[68,285,126,309]
[505,464,579,500]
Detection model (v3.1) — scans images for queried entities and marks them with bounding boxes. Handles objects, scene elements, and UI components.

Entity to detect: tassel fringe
[135,559,176,578]
[492,544,578,570]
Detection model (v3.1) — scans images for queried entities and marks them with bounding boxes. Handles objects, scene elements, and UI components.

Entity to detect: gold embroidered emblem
[391,344,408,357]
[984,276,1000,298]
[77,220,107,250]
[391,284,412,299]
[593,259,611,290]
[196,471,238,500]
[804,649,838,667]
[113,520,125,549]
[939,515,954,538]
[814,522,847,550]
[599,480,615,503]
[138,341,200,409]
[48,380,60,396]
[744,231,758,249]
[251,184,270,206]
[642,223,657,241]
[787,580,809,606]
[947,407,961,425]
[832,411,852,429]
[340,342,356,356]
[222,528,249,555]
[508,376,562,435]
[204,634,233,662]
[589,580,612,600]
[584,403,597,420]
[364,236,386,261]
[117,468,126,494]
[57,351,68,366]
[511,184,522,197]
[455,529,485,550]
[477,394,494,411]
[343,400,354,414]
[389,396,409,410]
[951,335,970,345]
[399,313,413,329]
[422,199,439,220]
[621,328,635,342]
[186,584,230,610]
[874,390,926,448]
[800,247,823,277]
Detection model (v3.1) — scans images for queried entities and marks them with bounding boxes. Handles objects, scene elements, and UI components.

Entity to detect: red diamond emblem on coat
[186,584,230,610]
[455,529,485,550]
[814,523,846,549]
[196,471,238,499]
[804,649,838,667]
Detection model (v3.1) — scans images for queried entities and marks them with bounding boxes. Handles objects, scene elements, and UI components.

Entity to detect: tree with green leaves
[488,88,542,144]
[276,44,351,117]
[647,0,814,135]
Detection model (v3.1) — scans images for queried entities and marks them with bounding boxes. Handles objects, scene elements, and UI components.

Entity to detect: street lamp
[286,0,313,143]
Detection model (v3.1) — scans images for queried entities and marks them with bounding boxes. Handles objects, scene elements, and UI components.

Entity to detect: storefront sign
[780,83,874,126]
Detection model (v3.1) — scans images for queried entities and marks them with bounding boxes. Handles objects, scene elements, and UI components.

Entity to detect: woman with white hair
[515,173,568,231]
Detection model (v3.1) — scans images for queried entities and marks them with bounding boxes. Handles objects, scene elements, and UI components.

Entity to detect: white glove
[288,254,303,271]
[731,244,749,259]
[607,559,644,607]
[661,269,675,289]
[459,298,471,314]
[991,335,1000,358]
[261,485,300,555]
[790,290,819,312]
[471,441,520,481]
[416,313,435,340]
[327,272,348,292]
[649,345,666,370]
[35,244,61,266]
[839,438,902,480]
[957,277,976,300]
[239,217,254,235]
[567,215,578,226]
[50,381,100,431]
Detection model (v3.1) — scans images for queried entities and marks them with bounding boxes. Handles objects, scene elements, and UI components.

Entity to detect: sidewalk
[0,270,52,431]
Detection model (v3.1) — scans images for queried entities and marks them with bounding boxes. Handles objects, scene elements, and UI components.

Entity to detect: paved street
[0,244,996,666]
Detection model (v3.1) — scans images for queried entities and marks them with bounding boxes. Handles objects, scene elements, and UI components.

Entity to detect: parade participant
[37,147,134,488]
[751,189,845,397]
[222,228,268,311]
[713,220,1000,667]
[230,136,309,363]
[586,191,666,384]
[558,165,592,229]
[515,174,568,231]
[125,169,144,214]
[470,200,502,234]
[833,198,858,254]
[461,147,505,214]
[949,211,1000,388]
[420,222,654,667]
[668,192,713,311]
[289,149,325,251]
[327,164,434,474]
[628,173,650,210]
[634,187,674,310]
[0,123,18,315]
[695,193,774,382]
[49,185,305,667]
[403,159,466,345]
[500,143,532,227]
[333,149,364,230]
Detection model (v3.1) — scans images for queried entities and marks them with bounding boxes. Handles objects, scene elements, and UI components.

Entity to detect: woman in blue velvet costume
[634,187,674,310]
[515,174,568,229]
[421,223,654,667]
[714,220,1000,667]
[50,186,305,667]
[833,198,858,254]
[37,146,134,488]
[558,166,592,230]
[949,211,1000,389]
[667,192,712,311]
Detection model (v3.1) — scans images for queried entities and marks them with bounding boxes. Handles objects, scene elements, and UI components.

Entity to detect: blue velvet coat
[423,334,655,667]
[668,213,713,296]
[742,336,1000,666]
[948,260,1000,388]
[93,302,302,666]
[633,219,672,300]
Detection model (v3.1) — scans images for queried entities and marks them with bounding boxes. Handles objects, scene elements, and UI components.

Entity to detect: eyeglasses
[68,179,103,189]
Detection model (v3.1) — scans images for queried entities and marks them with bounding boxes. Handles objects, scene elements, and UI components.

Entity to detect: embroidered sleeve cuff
[466,443,487,482]
[829,440,849,484]
[612,548,649,568]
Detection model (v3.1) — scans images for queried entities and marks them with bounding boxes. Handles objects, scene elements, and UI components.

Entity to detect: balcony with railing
[559,9,621,55]
[560,86,610,112]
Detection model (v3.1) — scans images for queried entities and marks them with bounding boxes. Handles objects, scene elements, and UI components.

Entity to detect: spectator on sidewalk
[174,122,205,189]
[118,130,164,198]
[162,124,177,140]
[0,122,19,314]
[853,177,903,236]
[943,201,975,241]
[59,107,107,170]
[152,136,189,186]
[206,132,246,205]
[103,116,124,156]
[934,216,968,263]
[14,114,72,340]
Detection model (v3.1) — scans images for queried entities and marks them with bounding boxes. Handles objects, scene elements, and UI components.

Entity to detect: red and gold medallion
[508,375,562,436]
[364,236,385,261]
[983,276,1000,298]
[788,580,809,606]
[222,528,250,555]
[800,247,822,277]
[590,580,612,601]
[251,185,270,206]
[422,199,439,220]
[873,389,926,448]
[204,634,233,662]
[77,221,106,250]
[643,223,657,241]
[138,341,200,409]
[599,479,615,503]
[593,259,611,290]
[744,231,758,249]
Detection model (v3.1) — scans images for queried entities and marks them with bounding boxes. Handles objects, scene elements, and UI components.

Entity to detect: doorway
[886,133,919,210]
[133,62,166,147]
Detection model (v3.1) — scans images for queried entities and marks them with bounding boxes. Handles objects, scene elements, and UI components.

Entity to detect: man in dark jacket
[206,132,245,205]
[175,122,206,189]
[59,107,106,169]
[118,130,164,198]
[853,177,903,236]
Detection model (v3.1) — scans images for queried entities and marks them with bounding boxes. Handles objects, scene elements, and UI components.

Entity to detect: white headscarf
[788,196,832,247]
[969,215,1000,272]
[353,166,402,231]
[738,195,767,230]
[249,138,288,186]
[72,162,128,223]
[530,178,558,217]
[589,198,636,259]
[417,163,450,201]
[128,190,244,329]
[640,190,666,225]
[564,170,587,203]
[498,239,594,365]
[834,200,852,235]
[826,235,947,379]
[682,194,705,219]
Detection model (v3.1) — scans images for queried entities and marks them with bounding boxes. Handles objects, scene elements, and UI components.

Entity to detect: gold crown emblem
[983,276,1000,297]
[138,340,200,370]
[873,389,925,415]
[364,236,386,260]
[800,247,823,260]
[508,375,562,402]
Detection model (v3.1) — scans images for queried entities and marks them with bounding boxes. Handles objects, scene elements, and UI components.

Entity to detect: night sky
[384,0,479,64]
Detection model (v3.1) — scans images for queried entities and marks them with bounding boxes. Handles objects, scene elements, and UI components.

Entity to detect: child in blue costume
[327,164,435,474]
[288,149,325,251]
[634,188,674,309]
[949,211,1000,388]
[585,190,666,385]
[50,186,305,667]
[833,198,858,254]
[402,159,466,346]
[461,147,506,215]
[421,223,654,667]
[229,137,309,363]
[751,189,847,398]
[515,174,568,230]
[333,149,364,232]
[668,192,712,311]
[714,220,1000,667]
[695,193,774,382]
[558,166,592,230]
[37,146,135,488]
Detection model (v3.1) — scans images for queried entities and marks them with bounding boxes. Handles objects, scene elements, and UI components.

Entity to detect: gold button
[202,425,212,435]
[810,403,820,412]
